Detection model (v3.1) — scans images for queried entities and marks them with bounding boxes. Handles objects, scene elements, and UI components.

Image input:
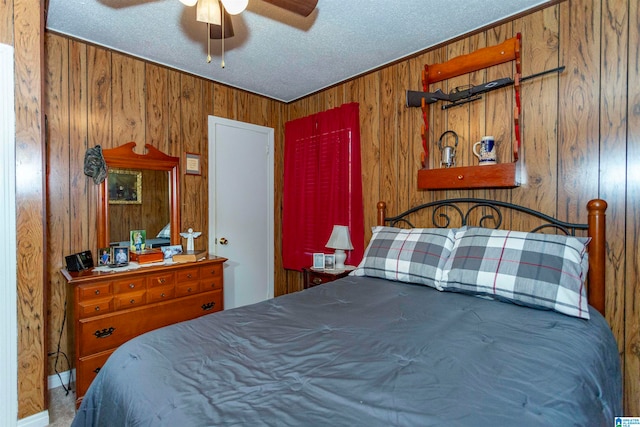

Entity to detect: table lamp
[325,225,353,270]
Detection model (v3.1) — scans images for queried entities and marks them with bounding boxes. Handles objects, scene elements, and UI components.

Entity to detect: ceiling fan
[179,0,318,39]
[178,0,317,67]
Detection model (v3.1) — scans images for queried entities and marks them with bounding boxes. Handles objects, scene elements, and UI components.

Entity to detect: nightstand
[302,267,353,289]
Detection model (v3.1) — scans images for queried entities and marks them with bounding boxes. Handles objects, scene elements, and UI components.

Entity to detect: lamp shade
[325,225,354,251]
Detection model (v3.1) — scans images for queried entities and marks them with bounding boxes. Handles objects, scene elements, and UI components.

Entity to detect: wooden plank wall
[41,0,638,418]
[44,35,286,420]
[3,0,48,420]
[287,0,634,414]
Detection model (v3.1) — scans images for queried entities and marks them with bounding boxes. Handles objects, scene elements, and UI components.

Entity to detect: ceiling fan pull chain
[207,22,212,63]
[221,3,226,68]
[206,0,212,63]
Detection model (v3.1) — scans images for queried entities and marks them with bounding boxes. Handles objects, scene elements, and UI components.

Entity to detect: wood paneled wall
[44,35,286,419]
[3,0,47,420]
[41,0,638,419]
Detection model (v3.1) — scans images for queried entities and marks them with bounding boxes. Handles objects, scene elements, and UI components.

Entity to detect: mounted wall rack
[416,34,522,190]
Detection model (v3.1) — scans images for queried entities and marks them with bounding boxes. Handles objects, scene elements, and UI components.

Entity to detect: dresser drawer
[148,284,175,302]
[77,290,224,357]
[114,290,147,310]
[147,272,174,287]
[200,265,223,290]
[76,349,115,401]
[113,277,145,294]
[177,268,199,282]
[78,296,114,318]
[78,282,112,301]
[201,264,223,280]
[176,281,200,297]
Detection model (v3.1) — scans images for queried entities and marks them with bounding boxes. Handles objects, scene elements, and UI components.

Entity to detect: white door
[208,116,274,309]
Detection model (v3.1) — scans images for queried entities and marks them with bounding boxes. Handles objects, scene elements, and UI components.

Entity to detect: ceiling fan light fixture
[178,0,198,6]
[220,0,248,15]
[197,0,222,25]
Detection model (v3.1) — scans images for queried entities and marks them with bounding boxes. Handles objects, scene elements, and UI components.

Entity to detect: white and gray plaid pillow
[351,226,456,290]
[442,227,591,319]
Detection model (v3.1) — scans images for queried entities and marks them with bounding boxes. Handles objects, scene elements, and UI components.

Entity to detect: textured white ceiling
[46,0,549,103]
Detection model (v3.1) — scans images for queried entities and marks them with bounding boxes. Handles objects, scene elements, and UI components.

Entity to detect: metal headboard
[376,198,608,316]
[381,198,588,236]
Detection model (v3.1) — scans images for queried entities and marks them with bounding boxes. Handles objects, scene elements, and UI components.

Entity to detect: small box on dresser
[62,255,226,408]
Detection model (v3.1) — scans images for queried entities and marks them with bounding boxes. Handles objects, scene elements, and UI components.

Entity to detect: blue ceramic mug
[473,136,497,165]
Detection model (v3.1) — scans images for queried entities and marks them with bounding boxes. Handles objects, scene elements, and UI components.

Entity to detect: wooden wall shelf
[417,162,519,190]
[417,34,522,190]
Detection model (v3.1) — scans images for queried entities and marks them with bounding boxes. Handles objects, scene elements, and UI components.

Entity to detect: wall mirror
[97,142,180,249]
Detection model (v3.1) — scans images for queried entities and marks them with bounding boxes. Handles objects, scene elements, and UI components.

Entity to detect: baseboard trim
[17,410,49,427]
[48,368,75,390]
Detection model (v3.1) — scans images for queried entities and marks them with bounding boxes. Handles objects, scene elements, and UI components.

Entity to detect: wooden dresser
[62,256,226,407]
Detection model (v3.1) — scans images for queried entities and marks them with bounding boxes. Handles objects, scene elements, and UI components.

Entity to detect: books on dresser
[172,250,208,263]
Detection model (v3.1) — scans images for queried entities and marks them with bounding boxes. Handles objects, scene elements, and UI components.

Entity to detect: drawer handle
[160,292,166,298]
[93,367,102,374]
[129,299,136,304]
[94,289,100,295]
[187,287,193,293]
[312,277,322,285]
[187,273,192,279]
[201,302,216,311]
[159,278,165,284]
[128,283,135,289]
[94,306,100,311]
[94,327,115,339]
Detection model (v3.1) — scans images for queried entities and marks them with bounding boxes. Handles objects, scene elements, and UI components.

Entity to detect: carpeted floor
[47,386,76,427]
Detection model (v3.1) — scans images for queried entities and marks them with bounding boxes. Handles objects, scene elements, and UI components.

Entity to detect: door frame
[208,116,275,307]
[0,43,18,426]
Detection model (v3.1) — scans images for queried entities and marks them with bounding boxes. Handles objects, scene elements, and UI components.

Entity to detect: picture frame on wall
[108,169,142,204]
[312,253,325,269]
[185,152,201,175]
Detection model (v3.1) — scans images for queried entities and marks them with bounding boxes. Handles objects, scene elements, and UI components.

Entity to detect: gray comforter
[72,276,621,426]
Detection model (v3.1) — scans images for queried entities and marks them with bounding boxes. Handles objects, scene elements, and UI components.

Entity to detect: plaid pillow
[442,227,591,319]
[351,226,456,289]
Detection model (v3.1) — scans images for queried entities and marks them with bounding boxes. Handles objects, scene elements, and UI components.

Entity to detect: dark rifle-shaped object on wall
[406,66,565,109]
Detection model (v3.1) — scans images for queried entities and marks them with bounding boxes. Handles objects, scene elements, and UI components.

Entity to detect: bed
[72,198,621,427]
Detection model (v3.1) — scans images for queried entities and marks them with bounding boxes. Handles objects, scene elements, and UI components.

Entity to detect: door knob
[219,237,228,245]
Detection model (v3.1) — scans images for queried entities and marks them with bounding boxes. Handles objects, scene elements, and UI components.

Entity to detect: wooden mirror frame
[97,142,181,249]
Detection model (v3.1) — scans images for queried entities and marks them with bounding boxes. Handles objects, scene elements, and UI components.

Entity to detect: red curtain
[282,102,364,271]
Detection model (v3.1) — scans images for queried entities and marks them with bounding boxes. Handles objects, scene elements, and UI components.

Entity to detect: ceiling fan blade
[261,0,318,17]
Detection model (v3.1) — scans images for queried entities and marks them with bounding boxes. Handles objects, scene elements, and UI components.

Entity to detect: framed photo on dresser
[312,253,325,269]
